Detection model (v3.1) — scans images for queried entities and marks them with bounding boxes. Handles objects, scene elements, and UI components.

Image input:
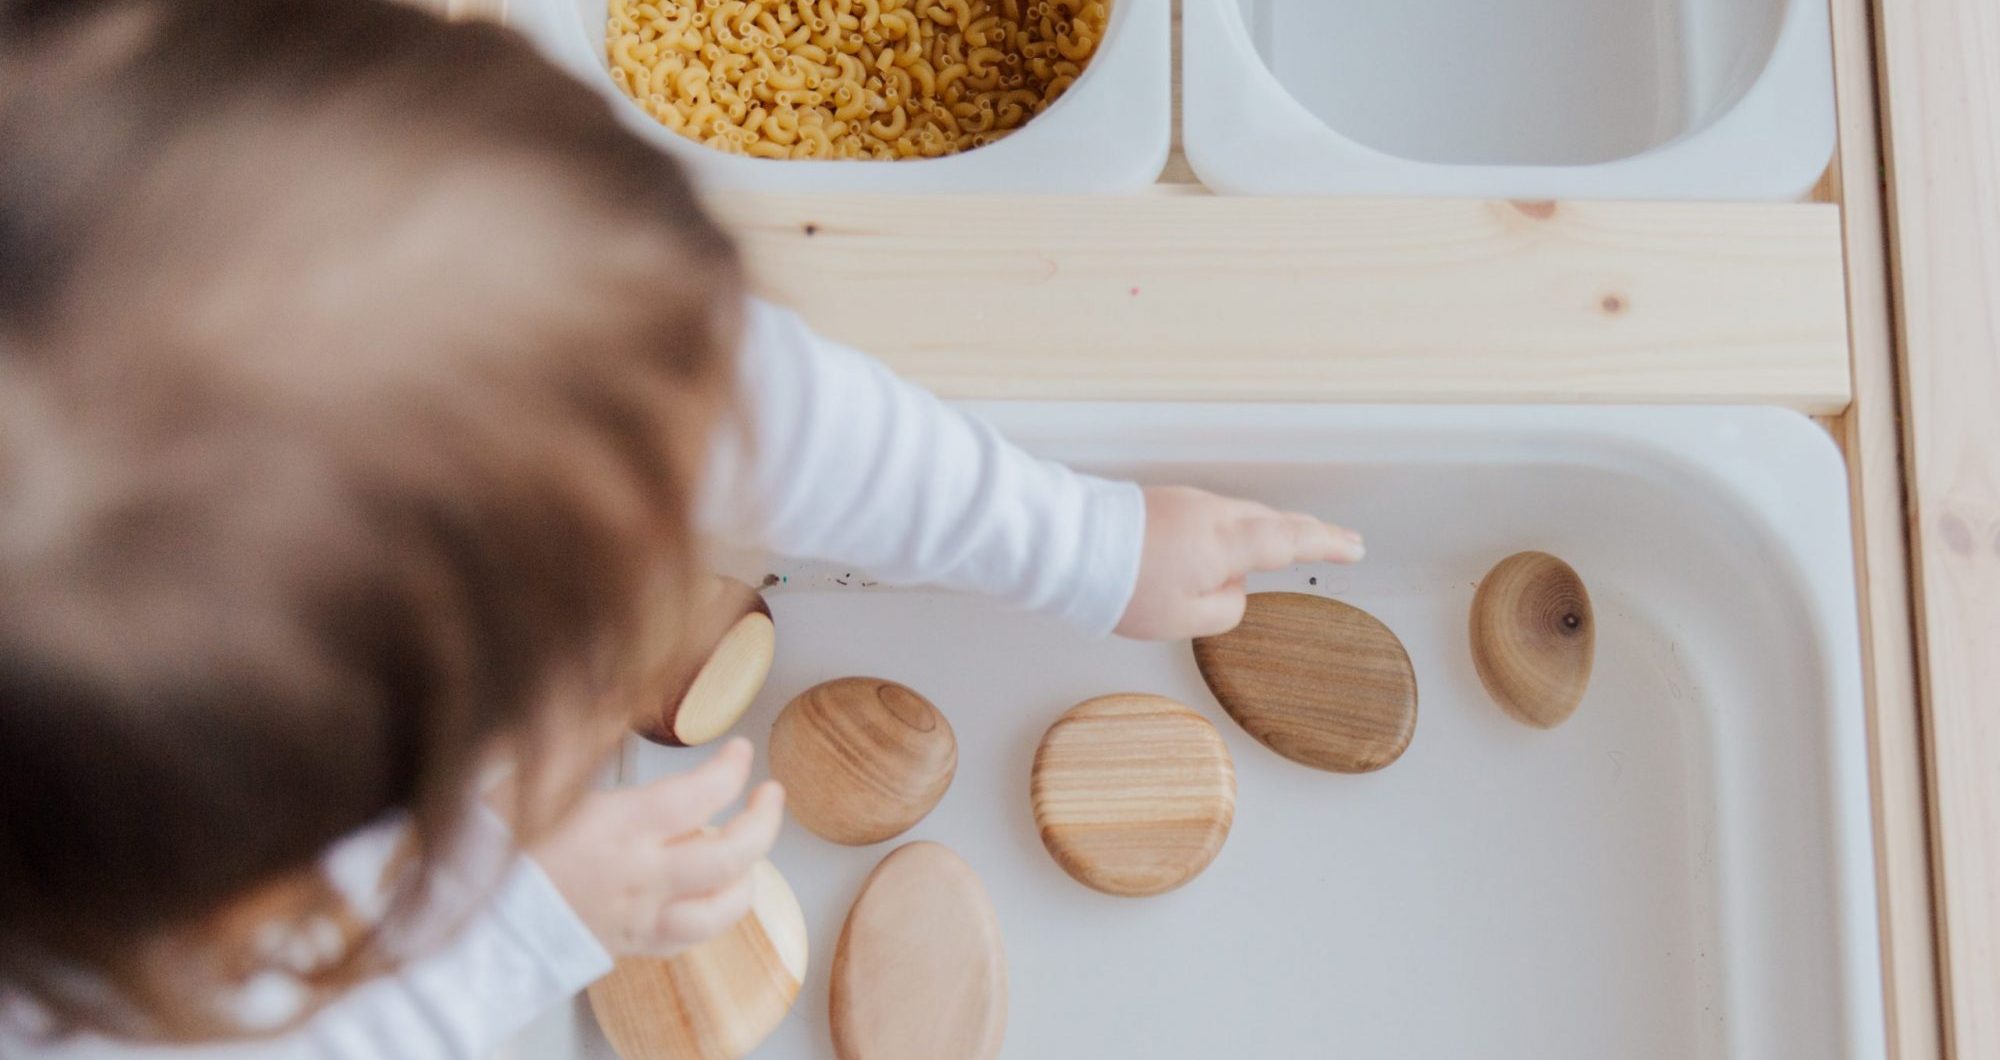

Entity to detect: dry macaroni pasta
[606,0,1108,159]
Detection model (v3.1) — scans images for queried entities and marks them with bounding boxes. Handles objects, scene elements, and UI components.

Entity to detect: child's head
[0,0,743,1037]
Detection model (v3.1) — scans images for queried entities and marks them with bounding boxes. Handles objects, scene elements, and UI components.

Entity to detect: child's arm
[700,300,1145,633]
[701,301,1363,638]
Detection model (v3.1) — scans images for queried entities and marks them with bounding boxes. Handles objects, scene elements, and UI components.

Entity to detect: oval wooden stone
[1470,551,1595,728]
[635,577,775,747]
[1030,694,1235,897]
[588,859,808,1060]
[830,842,1007,1060]
[1191,592,1418,773]
[769,678,957,846]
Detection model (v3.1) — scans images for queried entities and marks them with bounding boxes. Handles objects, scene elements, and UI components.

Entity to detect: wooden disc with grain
[635,577,775,747]
[1192,592,1418,773]
[587,860,808,1060]
[1470,551,1595,728]
[1030,694,1236,897]
[764,676,952,840]
[769,677,957,846]
[830,842,1007,1060]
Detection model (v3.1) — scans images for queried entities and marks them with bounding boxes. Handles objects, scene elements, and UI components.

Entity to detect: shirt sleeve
[699,299,1147,637]
[277,812,611,1060]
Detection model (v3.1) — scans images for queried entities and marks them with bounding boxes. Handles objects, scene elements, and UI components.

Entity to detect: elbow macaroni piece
[606,0,1107,159]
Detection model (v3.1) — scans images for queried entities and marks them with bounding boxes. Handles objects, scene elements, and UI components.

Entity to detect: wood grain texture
[1469,552,1594,729]
[710,194,1851,410]
[768,677,957,846]
[830,842,1007,1060]
[588,860,808,1060]
[1877,0,2000,1053]
[1193,593,1418,773]
[1030,694,1235,897]
[1825,0,1942,1053]
[636,579,774,747]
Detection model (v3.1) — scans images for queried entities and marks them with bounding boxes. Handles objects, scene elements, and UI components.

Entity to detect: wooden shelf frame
[1872,0,2000,1054]
[1820,0,1942,1057]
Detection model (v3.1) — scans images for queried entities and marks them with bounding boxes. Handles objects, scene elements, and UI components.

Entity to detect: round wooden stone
[831,842,1007,1060]
[769,677,957,846]
[1030,694,1236,897]
[1191,592,1418,773]
[634,577,775,748]
[1470,551,1595,728]
[588,859,808,1060]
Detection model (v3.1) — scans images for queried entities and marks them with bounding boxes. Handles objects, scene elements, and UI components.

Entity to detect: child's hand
[1115,485,1365,640]
[531,738,785,957]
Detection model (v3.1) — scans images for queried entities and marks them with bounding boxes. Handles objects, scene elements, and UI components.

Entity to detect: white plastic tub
[506,0,1170,192]
[1183,0,1835,199]
[512,404,1883,1059]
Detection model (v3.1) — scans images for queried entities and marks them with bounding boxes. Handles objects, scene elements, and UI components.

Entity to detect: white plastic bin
[510,404,1884,1060]
[1183,0,1835,199]
[507,0,1171,192]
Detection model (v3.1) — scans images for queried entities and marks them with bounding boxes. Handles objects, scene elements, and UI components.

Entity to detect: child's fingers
[634,737,755,837]
[1224,510,1364,573]
[1283,511,1364,563]
[651,874,757,952]
[660,781,785,895]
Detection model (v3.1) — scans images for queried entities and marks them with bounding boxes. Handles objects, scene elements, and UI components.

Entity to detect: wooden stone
[1029,694,1235,897]
[588,860,808,1060]
[768,678,957,846]
[830,842,1007,1060]
[1470,551,1595,728]
[1192,592,1418,773]
[635,578,775,747]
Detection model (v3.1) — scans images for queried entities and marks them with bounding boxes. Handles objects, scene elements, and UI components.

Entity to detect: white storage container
[511,404,1884,1060]
[507,0,1171,192]
[1183,0,1835,199]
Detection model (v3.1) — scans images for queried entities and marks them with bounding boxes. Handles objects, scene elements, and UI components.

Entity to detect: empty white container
[511,404,1884,1060]
[506,0,1171,192]
[1183,0,1835,199]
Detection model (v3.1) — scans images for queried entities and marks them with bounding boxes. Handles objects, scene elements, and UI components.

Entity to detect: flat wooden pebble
[830,842,1007,1060]
[1192,592,1418,773]
[634,577,775,747]
[588,860,808,1060]
[1030,694,1235,897]
[1470,551,1595,728]
[769,678,957,846]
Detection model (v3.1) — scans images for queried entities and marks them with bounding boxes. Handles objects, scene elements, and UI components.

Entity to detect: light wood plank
[713,195,1851,408]
[1876,0,2000,1055]
[1827,0,1931,1034]
[1824,0,1942,1056]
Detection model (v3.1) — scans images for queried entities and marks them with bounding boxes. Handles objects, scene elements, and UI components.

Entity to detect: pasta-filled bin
[509,0,1170,192]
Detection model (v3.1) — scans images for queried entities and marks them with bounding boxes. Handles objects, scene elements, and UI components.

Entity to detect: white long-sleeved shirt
[3,300,1146,1058]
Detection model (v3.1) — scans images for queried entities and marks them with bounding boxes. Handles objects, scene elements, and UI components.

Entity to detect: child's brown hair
[0,0,744,1039]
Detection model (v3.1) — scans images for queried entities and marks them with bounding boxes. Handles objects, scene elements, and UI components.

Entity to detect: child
[0,0,1362,1055]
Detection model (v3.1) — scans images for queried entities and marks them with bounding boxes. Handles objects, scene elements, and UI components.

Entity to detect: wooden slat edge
[1826,0,1944,1055]
[1875,0,2000,1050]
[718,195,1851,410]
